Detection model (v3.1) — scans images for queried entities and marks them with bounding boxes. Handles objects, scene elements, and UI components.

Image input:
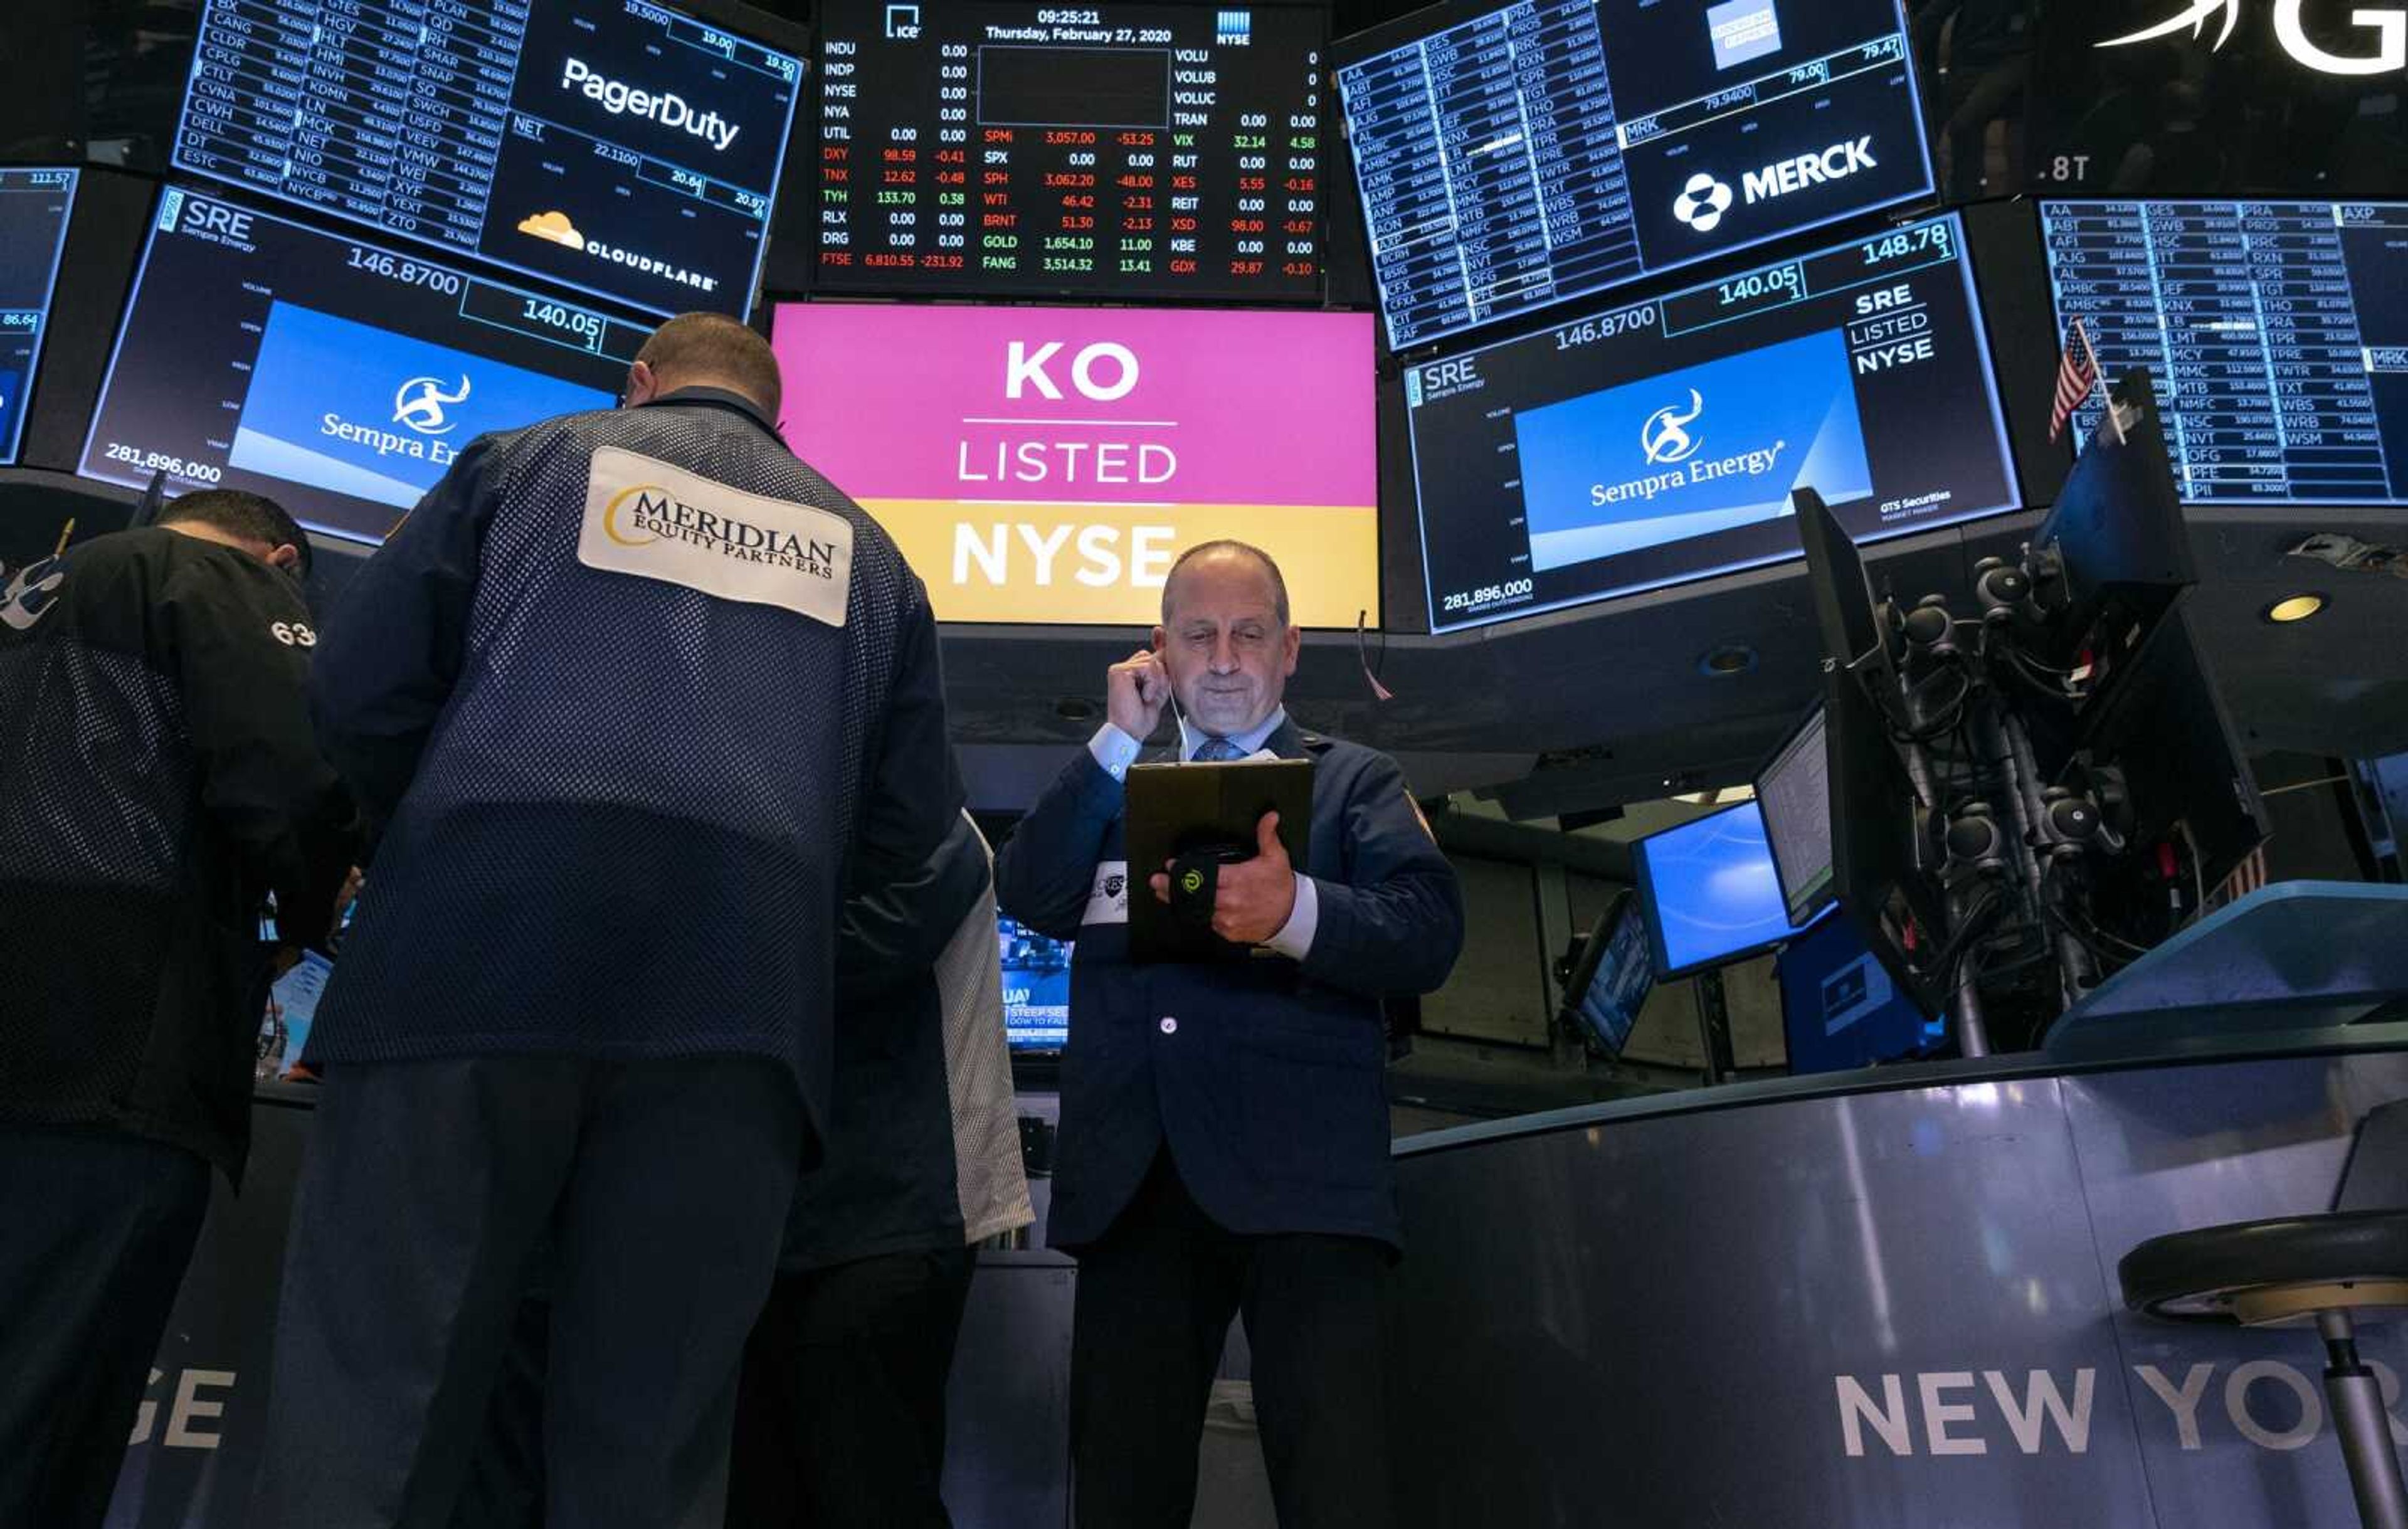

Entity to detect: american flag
[2050,319,2099,443]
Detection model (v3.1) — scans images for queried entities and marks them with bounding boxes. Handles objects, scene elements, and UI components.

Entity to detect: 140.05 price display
[1406,214,2016,633]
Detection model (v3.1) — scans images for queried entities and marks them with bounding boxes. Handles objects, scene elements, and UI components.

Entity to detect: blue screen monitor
[1337,0,1934,351]
[80,191,646,544]
[999,912,1072,1052]
[1634,799,1809,980]
[1777,906,1935,1074]
[0,167,77,465]
[1561,889,1654,1056]
[1403,214,2018,633]
[171,0,801,319]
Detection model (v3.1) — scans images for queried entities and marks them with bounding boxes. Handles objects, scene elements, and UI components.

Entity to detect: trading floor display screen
[173,0,801,318]
[1000,913,1072,1050]
[1337,0,1931,351]
[81,191,642,543]
[0,168,76,465]
[1405,214,2014,632]
[2041,200,2408,505]
[816,0,1326,300]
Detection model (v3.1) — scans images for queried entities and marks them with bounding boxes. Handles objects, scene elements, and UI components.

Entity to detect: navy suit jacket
[994,718,1463,1252]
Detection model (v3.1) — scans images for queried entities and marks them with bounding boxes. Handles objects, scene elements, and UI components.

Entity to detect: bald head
[1161,539,1289,628]
[625,312,782,417]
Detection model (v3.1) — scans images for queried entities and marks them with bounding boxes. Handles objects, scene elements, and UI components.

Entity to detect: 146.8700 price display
[817,1,1327,299]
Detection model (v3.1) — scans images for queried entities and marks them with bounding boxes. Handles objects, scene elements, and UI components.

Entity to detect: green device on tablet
[1124,757,1313,963]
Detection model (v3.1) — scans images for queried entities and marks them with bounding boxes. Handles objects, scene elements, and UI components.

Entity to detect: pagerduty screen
[1405,213,2015,632]
[81,191,642,543]
[172,0,801,317]
[0,167,77,465]
[1338,0,1932,350]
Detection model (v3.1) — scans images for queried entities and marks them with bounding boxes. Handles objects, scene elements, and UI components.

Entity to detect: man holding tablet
[995,540,1464,1529]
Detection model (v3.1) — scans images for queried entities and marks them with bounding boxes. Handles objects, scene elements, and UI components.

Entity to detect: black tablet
[1124,758,1314,963]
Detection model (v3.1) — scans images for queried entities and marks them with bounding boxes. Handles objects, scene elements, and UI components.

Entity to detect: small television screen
[1561,891,1653,1057]
[171,0,801,317]
[999,912,1072,1051]
[1777,906,1932,1075]
[80,191,644,544]
[1402,214,2017,633]
[814,0,1327,302]
[772,302,1378,625]
[1755,702,1835,928]
[1634,799,1808,979]
[0,167,77,465]
[2040,199,2408,504]
[1336,0,1933,349]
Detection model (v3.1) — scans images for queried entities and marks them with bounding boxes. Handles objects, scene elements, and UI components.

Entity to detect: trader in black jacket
[993,540,1464,1529]
[0,491,352,1529]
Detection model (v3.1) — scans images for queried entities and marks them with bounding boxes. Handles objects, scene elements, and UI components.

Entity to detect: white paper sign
[577,447,852,626]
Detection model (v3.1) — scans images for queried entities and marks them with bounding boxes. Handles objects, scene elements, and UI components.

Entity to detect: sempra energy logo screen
[772,303,1378,626]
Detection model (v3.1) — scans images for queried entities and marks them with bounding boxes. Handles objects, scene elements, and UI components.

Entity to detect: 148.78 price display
[816,1,1327,300]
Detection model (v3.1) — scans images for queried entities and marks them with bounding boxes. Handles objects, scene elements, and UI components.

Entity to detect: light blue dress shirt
[1085,706,1318,956]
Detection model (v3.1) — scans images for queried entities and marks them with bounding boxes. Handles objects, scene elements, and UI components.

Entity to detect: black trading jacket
[0,527,352,1182]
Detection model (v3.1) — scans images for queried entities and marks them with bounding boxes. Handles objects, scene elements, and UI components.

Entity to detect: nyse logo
[1005,341,1139,402]
[2099,0,2405,75]
[1640,389,1704,464]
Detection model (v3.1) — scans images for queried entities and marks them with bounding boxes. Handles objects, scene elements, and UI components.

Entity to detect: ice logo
[1673,173,1735,233]
[2098,0,2405,76]
[1640,390,1705,465]
[393,376,471,436]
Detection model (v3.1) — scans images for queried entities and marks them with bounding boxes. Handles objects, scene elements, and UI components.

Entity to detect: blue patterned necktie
[1193,737,1245,762]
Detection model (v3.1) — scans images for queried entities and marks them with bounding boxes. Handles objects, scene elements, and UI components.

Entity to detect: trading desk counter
[103,1025,2408,1529]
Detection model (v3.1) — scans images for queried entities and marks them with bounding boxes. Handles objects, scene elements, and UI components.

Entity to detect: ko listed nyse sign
[769,304,1379,625]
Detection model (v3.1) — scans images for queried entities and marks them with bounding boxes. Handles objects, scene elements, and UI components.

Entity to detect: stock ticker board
[0,167,77,465]
[816,1,1328,300]
[171,0,801,318]
[2042,199,2408,505]
[1337,0,1932,350]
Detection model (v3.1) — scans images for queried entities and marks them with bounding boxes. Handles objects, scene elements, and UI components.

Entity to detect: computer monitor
[1792,486,1889,677]
[1755,700,1835,928]
[1560,890,1654,1058]
[1778,907,1935,1075]
[1633,800,1807,980]
[2073,600,2269,904]
[0,167,77,465]
[2030,368,2195,673]
[998,912,1072,1052]
[1827,654,1947,1013]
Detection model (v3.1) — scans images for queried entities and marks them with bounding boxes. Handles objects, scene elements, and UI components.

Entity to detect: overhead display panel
[815,0,1326,300]
[171,0,801,318]
[0,167,77,465]
[1405,213,2014,633]
[81,190,642,544]
[2041,199,2408,504]
[771,302,1377,625]
[1336,0,1933,351]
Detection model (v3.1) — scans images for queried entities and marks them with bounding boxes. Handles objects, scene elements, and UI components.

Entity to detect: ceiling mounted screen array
[2041,199,2408,505]
[171,0,802,318]
[1336,0,1932,351]
[816,0,1328,300]
[1403,213,2015,632]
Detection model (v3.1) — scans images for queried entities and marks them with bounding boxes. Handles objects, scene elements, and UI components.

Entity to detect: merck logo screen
[770,305,1379,625]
